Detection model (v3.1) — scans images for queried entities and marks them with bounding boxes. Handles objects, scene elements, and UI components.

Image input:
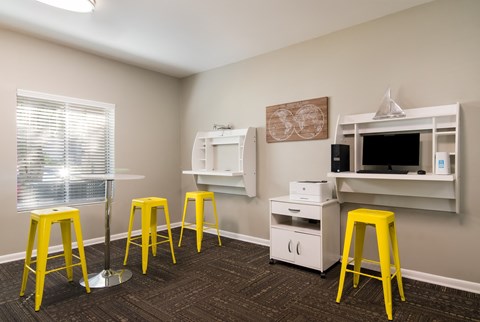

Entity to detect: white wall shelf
[182,170,244,176]
[328,103,460,213]
[183,127,256,197]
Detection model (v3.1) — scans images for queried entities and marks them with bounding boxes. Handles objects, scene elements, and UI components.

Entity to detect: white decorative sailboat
[373,88,406,119]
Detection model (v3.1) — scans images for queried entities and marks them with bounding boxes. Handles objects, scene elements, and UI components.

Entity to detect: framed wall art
[266,97,328,143]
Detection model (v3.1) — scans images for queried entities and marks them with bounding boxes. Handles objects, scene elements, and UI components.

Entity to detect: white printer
[289,180,332,203]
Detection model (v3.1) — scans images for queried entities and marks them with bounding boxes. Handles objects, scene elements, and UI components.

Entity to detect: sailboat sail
[373,88,406,119]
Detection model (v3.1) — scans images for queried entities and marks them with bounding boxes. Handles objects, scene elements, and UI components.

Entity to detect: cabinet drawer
[271,201,321,220]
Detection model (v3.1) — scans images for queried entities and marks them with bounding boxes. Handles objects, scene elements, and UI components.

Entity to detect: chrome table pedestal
[77,174,144,288]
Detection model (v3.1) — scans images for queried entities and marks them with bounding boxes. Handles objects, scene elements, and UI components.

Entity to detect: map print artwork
[266,97,328,143]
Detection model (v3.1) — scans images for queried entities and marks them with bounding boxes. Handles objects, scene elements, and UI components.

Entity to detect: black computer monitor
[362,132,420,170]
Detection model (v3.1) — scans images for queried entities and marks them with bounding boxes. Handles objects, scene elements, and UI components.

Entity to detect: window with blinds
[16,89,115,212]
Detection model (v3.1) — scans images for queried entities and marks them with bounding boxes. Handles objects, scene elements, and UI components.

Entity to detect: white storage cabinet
[269,196,340,277]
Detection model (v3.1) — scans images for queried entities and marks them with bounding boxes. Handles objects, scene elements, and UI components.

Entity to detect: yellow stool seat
[20,207,90,311]
[123,197,176,274]
[336,208,405,320]
[178,191,222,252]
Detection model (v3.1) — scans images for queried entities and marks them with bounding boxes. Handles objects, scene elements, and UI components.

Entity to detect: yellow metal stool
[20,207,90,311]
[336,208,405,320]
[123,197,176,274]
[178,191,222,252]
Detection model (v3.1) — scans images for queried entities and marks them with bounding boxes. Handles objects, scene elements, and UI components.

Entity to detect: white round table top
[74,174,145,181]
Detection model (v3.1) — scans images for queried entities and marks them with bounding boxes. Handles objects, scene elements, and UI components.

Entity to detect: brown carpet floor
[1,228,479,321]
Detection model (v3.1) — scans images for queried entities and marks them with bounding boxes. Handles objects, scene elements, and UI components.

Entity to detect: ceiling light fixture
[35,0,96,13]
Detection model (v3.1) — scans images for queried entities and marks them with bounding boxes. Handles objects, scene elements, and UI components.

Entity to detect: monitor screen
[362,133,420,168]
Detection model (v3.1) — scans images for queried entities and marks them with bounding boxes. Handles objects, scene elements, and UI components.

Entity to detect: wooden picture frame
[266,97,328,143]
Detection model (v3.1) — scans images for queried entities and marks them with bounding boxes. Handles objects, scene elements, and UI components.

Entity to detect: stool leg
[336,217,355,303]
[195,198,204,253]
[35,218,52,312]
[353,222,367,287]
[59,219,73,281]
[20,218,38,297]
[123,204,136,266]
[150,206,157,257]
[72,216,90,293]
[163,202,177,264]
[178,197,189,247]
[390,222,406,301]
[141,204,150,274]
[377,223,393,320]
[210,196,222,246]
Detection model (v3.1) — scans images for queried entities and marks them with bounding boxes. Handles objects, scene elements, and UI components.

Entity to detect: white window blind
[16,89,115,212]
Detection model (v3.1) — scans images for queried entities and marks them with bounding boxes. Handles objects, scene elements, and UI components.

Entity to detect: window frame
[16,89,115,212]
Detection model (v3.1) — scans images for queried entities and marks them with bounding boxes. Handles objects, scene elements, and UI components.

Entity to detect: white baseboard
[403,269,480,294]
[3,222,478,294]
[216,228,270,247]
[0,223,183,265]
[342,257,480,295]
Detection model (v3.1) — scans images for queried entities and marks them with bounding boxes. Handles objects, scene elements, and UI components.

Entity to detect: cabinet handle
[296,242,301,255]
[288,240,292,253]
[288,208,300,213]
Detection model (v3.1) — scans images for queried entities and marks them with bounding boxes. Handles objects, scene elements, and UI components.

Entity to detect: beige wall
[180,0,480,284]
[0,0,478,286]
[0,28,182,254]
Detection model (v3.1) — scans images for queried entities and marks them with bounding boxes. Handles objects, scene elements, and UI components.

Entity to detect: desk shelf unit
[328,103,460,213]
[183,127,256,197]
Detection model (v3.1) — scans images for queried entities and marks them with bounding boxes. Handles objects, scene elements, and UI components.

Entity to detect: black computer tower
[331,144,350,172]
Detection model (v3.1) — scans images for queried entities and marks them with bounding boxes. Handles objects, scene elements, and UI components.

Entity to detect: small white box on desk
[289,181,332,203]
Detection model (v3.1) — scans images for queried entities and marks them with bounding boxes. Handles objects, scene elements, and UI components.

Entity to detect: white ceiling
[0,0,433,78]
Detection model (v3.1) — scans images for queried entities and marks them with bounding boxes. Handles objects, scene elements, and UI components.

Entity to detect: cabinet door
[294,232,321,269]
[271,228,295,262]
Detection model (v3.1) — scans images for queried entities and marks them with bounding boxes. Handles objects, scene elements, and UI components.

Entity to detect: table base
[79,268,133,288]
